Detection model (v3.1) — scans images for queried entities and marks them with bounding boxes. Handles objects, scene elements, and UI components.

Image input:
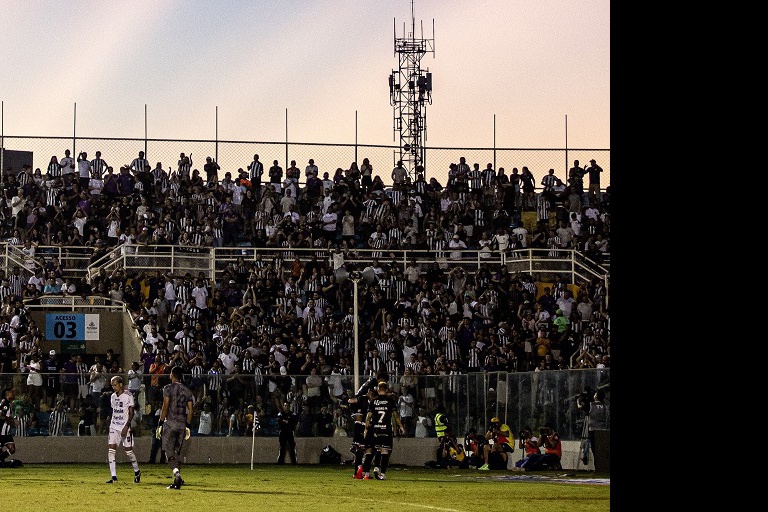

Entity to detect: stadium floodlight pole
[350,271,363,391]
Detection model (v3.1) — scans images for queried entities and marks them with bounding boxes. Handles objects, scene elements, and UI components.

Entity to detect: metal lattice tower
[389,0,434,179]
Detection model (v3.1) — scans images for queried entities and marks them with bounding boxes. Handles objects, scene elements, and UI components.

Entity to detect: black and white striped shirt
[474,208,485,227]
[376,339,396,356]
[17,171,33,187]
[207,368,222,392]
[8,274,26,297]
[385,358,402,379]
[443,338,462,362]
[90,157,108,179]
[482,168,496,188]
[47,161,62,178]
[318,335,334,359]
[45,185,63,208]
[48,408,69,436]
[364,354,383,376]
[466,347,482,369]
[0,284,13,304]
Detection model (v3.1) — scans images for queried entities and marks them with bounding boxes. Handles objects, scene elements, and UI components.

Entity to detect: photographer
[463,428,485,469]
[514,427,541,469]
[536,425,562,470]
[478,417,514,470]
[518,425,562,471]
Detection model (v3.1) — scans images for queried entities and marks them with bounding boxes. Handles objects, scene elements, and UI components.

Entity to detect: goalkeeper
[157,366,193,490]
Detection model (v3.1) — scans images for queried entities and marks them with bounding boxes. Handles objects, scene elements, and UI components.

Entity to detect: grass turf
[3,463,610,512]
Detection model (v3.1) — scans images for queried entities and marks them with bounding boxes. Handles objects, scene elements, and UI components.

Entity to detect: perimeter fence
[1,135,609,190]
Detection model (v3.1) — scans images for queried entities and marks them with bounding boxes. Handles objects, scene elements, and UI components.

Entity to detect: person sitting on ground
[479,417,514,470]
[514,426,541,469]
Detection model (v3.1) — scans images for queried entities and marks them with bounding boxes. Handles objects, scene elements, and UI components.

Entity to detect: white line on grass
[360,498,466,512]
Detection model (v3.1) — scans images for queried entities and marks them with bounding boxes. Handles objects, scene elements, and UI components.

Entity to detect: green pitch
[3,464,610,512]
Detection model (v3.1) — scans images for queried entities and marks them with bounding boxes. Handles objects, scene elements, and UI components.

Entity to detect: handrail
[22,295,128,311]
[5,242,610,303]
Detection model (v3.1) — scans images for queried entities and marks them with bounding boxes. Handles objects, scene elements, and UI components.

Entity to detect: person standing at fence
[158,366,193,489]
[89,150,108,185]
[105,376,141,484]
[586,159,603,203]
[204,157,220,188]
[248,154,264,191]
[130,151,150,175]
[269,160,283,189]
[276,400,298,464]
[43,349,60,409]
[58,149,74,178]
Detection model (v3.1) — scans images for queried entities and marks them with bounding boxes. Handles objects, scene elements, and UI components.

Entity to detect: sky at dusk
[0,0,609,150]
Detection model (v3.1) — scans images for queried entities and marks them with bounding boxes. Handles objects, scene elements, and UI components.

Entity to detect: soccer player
[105,376,141,483]
[0,387,20,465]
[363,381,404,480]
[350,389,373,479]
[158,366,193,490]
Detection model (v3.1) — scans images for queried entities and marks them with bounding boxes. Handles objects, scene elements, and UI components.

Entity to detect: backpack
[319,445,342,464]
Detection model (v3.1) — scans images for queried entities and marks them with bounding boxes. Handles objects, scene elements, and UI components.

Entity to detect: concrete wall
[28,310,140,363]
[12,436,595,470]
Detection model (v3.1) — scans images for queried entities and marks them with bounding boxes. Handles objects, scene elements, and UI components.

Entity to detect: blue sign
[45,314,100,341]
[46,314,83,340]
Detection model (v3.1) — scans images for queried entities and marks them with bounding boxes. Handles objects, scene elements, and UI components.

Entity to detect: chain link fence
[1,135,610,190]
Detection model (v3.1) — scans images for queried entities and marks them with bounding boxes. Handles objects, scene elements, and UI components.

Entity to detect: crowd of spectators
[0,149,610,438]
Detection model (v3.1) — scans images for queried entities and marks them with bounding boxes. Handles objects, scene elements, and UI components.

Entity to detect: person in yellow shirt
[479,417,514,470]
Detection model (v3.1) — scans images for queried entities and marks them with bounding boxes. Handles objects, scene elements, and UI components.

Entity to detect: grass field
[2,463,610,512]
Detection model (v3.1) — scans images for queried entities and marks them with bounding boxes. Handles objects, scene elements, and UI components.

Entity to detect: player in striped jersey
[105,376,141,483]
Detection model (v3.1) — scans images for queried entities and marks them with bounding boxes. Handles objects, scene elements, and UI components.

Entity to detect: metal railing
[2,242,609,307]
[0,368,609,441]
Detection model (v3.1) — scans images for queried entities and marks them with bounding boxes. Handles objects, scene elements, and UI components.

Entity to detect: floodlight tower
[389,0,434,179]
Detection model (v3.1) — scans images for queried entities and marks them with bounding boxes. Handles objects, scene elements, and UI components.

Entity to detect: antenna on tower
[389,0,435,180]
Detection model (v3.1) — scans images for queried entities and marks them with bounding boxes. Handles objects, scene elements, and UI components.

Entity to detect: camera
[519,430,528,439]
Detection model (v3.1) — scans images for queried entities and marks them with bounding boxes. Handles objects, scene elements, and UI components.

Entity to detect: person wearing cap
[478,416,514,470]
[448,233,467,260]
[43,349,60,409]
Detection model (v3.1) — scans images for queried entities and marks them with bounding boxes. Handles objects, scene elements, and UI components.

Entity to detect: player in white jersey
[105,376,141,484]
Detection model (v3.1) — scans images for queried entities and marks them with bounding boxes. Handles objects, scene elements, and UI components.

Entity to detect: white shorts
[108,427,134,448]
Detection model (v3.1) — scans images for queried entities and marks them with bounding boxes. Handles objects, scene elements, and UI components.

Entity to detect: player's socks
[362,452,374,473]
[108,448,117,478]
[125,450,139,473]
[380,453,391,474]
